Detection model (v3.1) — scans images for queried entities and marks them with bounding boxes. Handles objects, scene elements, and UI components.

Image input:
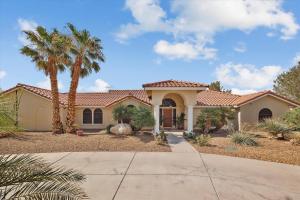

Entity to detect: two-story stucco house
[2,80,299,132]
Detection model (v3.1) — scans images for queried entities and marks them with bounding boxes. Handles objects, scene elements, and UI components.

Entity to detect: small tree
[131,107,155,131]
[196,107,235,132]
[209,81,231,93]
[282,108,300,131]
[112,105,134,123]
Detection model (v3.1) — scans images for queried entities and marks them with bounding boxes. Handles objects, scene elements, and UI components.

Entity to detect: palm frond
[0,154,87,200]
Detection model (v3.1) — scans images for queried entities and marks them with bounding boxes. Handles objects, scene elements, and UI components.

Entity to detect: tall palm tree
[66,23,105,133]
[0,154,87,199]
[20,27,71,134]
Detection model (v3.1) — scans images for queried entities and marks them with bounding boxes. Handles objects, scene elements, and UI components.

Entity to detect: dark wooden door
[163,109,172,127]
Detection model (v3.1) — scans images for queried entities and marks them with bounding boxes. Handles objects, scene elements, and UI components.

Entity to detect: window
[94,108,103,124]
[258,108,272,122]
[161,98,176,107]
[83,109,92,124]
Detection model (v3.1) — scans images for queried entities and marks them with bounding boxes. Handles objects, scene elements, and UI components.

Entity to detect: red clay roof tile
[143,79,209,88]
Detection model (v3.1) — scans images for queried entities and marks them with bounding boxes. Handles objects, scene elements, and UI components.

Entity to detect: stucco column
[238,110,241,131]
[153,104,160,133]
[187,105,193,132]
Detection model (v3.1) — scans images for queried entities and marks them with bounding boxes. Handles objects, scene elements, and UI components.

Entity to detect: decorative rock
[110,123,132,135]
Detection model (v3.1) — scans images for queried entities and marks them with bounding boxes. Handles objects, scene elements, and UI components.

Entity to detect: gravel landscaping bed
[0,132,171,154]
[190,132,300,166]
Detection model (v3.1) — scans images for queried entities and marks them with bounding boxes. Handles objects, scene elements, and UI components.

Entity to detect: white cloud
[117,0,299,60]
[36,77,64,90]
[89,79,111,92]
[216,62,282,90]
[0,70,6,80]
[233,42,247,53]
[292,52,300,65]
[17,18,38,45]
[153,40,217,60]
[231,88,257,95]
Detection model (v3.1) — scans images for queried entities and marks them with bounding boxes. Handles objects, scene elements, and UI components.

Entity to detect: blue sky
[0,0,300,94]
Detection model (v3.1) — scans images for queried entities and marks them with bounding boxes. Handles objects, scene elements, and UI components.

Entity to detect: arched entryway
[160,93,185,129]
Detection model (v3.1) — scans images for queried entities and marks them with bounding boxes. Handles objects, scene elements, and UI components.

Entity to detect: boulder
[110,123,132,135]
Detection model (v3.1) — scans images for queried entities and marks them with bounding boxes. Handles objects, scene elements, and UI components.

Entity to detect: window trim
[82,108,103,125]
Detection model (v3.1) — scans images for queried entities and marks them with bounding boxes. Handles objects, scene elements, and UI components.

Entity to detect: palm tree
[65,23,105,133]
[20,26,71,134]
[0,154,87,199]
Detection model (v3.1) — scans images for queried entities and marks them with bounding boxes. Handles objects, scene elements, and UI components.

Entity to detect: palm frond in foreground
[0,154,88,200]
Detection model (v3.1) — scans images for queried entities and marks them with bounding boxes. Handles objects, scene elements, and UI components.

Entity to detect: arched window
[83,108,92,124]
[259,108,272,122]
[161,98,176,107]
[94,108,103,124]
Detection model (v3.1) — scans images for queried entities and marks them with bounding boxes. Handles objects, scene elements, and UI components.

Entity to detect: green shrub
[282,108,300,131]
[131,107,155,131]
[230,132,258,146]
[258,119,291,139]
[183,131,195,139]
[196,107,235,132]
[155,131,167,145]
[195,134,211,146]
[112,105,135,123]
[106,124,114,134]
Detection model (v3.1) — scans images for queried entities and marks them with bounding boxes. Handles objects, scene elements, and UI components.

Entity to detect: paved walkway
[166,132,198,153]
[37,133,300,200]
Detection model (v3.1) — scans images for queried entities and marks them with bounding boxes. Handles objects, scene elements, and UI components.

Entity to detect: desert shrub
[195,134,211,146]
[131,107,155,131]
[176,113,185,130]
[155,131,167,145]
[196,107,235,132]
[282,108,300,131]
[258,119,291,139]
[106,124,114,134]
[183,131,196,139]
[230,132,258,146]
[112,105,135,123]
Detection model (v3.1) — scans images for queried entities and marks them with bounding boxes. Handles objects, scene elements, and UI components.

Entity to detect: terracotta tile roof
[196,90,240,106]
[2,84,150,107]
[143,79,209,88]
[3,83,299,108]
[197,90,300,107]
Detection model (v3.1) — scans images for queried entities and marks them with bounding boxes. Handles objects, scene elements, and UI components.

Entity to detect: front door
[163,109,172,127]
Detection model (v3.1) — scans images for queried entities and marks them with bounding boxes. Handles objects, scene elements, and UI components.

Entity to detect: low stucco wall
[240,95,292,125]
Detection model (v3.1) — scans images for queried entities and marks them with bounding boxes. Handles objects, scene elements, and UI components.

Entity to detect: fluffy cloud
[0,70,6,80]
[292,52,300,65]
[36,78,64,90]
[216,62,282,90]
[233,42,247,53]
[153,40,216,60]
[89,79,111,92]
[231,88,258,95]
[117,0,299,60]
[17,18,38,45]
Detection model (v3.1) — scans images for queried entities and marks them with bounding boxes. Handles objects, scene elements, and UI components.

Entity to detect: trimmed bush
[131,107,155,131]
[230,132,258,146]
[195,134,211,146]
[258,119,291,139]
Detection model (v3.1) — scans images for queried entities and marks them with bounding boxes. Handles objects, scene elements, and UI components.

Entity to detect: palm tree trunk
[49,66,63,134]
[66,57,82,133]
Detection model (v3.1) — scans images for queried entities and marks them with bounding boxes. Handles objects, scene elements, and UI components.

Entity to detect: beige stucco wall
[240,95,292,125]
[3,88,66,131]
[74,97,151,129]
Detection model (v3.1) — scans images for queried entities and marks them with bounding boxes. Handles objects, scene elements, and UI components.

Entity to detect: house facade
[2,80,299,132]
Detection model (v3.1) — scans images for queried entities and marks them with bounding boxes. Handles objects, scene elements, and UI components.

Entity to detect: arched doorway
[160,94,185,129]
[258,108,272,122]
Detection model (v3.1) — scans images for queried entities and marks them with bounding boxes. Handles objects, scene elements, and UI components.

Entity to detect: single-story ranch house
[2,80,299,132]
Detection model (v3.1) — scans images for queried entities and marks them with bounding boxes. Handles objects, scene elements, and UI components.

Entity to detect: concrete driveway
[38,151,300,200]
